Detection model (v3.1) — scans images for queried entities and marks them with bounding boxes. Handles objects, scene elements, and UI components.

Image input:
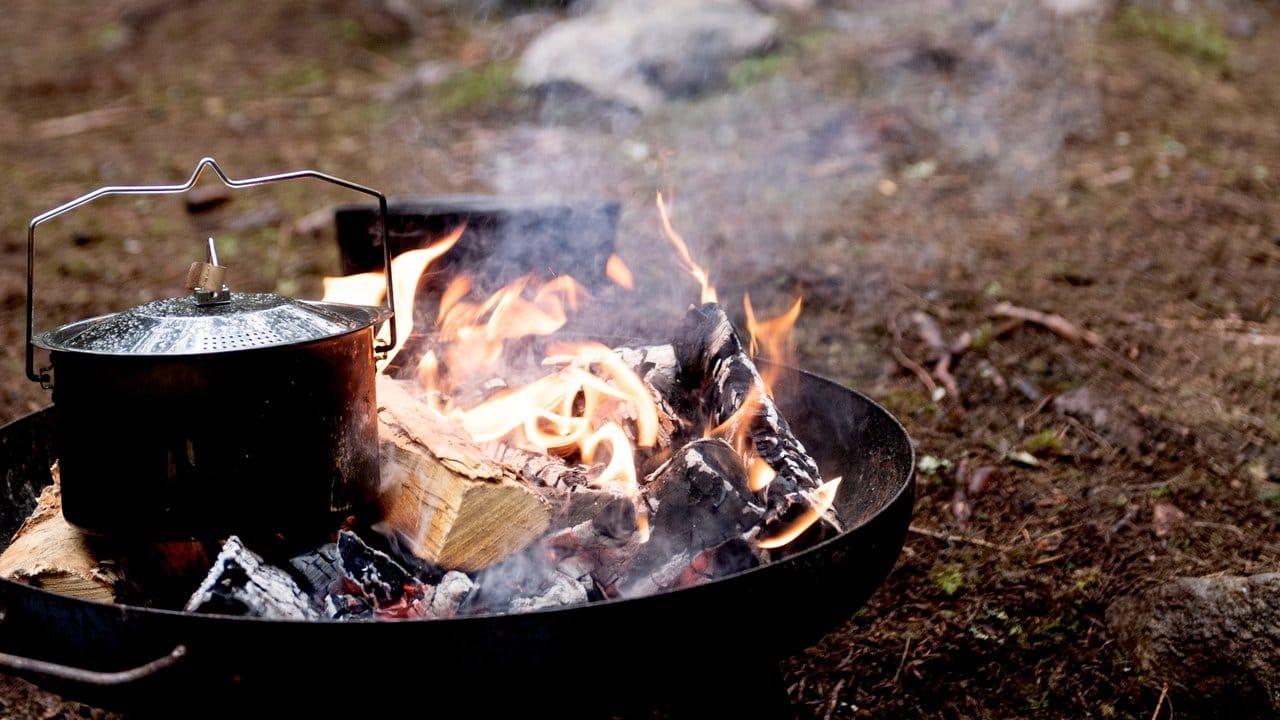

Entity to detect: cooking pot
[24,158,396,540]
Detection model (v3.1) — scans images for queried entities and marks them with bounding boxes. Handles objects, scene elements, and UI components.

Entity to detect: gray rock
[1106,573,1280,719]
[515,0,778,113]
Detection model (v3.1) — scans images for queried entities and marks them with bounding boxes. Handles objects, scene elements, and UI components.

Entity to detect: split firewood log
[377,376,552,572]
[0,464,119,603]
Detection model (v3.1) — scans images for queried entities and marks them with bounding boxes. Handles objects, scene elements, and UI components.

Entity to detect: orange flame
[656,192,716,304]
[321,225,465,369]
[755,477,842,550]
[747,457,777,493]
[447,341,661,500]
[606,254,634,290]
[744,293,802,393]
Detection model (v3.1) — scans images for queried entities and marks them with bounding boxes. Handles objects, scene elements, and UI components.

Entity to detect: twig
[889,315,940,399]
[1017,393,1056,431]
[933,353,960,401]
[911,312,961,401]
[1191,521,1246,537]
[991,302,1103,347]
[1150,684,1168,720]
[30,106,134,139]
[909,524,1012,552]
[891,637,912,685]
[823,678,847,720]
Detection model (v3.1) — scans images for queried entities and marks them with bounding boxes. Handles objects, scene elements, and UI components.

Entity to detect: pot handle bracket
[26,157,396,386]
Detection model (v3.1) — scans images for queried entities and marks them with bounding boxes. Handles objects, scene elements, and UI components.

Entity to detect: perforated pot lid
[34,293,389,356]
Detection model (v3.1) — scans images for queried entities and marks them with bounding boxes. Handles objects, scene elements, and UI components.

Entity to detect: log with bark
[0,466,119,603]
[377,376,552,572]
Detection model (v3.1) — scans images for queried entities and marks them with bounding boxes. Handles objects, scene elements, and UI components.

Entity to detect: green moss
[272,62,328,92]
[727,53,791,90]
[1118,6,1228,64]
[1023,430,1064,456]
[933,564,964,597]
[434,61,519,115]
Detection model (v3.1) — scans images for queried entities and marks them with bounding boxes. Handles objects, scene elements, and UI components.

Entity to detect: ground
[0,1,1277,718]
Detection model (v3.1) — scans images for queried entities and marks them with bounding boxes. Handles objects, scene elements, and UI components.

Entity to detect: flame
[580,422,637,495]
[656,192,716,304]
[321,273,386,304]
[744,293,802,393]
[755,477,842,550]
[606,254,634,290]
[321,225,465,369]
[446,340,660,500]
[747,457,777,493]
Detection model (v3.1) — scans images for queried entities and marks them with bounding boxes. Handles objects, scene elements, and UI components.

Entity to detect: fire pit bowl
[0,363,913,716]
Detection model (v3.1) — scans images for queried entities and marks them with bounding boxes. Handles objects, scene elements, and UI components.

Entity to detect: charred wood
[185,536,316,620]
[288,543,344,598]
[623,438,761,593]
[328,529,430,619]
[673,303,837,538]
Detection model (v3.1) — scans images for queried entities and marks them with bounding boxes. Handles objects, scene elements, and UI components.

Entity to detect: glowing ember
[755,477,842,550]
[656,192,717,304]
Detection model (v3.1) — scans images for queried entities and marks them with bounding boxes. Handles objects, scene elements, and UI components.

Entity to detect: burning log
[478,440,592,490]
[545,495,645,595]
[377,377,552,572]
[326,530,431,619]
[0,468,119,603]
[622,439,762,594]
[673,303,838,542]
[185,536,317,620]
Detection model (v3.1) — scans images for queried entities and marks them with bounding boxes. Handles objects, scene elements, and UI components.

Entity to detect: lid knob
[187,238,231,306]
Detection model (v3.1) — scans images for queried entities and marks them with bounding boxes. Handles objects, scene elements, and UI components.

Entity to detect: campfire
[3,181,843,623]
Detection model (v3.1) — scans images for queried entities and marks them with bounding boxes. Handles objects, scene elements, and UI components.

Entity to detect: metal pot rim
[34,297,390,357]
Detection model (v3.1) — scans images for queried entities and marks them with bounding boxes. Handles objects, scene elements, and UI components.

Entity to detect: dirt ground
[0,1,1277,718]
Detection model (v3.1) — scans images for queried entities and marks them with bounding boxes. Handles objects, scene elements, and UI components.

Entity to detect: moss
[1023,430,1065,456]
[434,61,519,115]
[933,564,964,597]
[1118,6,1228,65]
[271,62,328,92]
[727,52,791,90]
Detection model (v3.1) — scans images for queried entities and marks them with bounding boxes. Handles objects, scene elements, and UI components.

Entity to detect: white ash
[509,572,589,612]
[430,571,475,618]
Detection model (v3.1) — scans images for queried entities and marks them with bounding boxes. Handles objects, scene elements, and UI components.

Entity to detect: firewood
[184,536,316,620]
[0,466,119,603]
[623,438,762,594]
[377,377,552,572]
[673,304,836,538]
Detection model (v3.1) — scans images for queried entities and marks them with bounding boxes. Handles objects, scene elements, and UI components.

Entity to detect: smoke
[407,0,1101,331]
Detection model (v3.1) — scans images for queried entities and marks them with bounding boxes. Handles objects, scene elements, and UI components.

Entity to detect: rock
[515,0,778,114]
[1106,573,1280,719]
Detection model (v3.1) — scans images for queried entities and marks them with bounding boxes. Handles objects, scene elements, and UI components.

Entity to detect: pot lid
[34,293,389,356]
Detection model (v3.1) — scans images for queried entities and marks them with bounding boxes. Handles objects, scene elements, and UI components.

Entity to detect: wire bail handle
[25,157,396,384]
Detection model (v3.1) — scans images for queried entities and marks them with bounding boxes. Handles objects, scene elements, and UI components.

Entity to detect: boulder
[1106,573,1280,719]
[515,0,778,114]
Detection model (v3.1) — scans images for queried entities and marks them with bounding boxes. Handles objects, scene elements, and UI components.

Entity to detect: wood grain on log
[0,465,119,603]
[377,377,551,572]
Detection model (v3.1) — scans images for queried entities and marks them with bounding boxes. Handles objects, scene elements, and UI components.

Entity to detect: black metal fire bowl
[0,364,913,717]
